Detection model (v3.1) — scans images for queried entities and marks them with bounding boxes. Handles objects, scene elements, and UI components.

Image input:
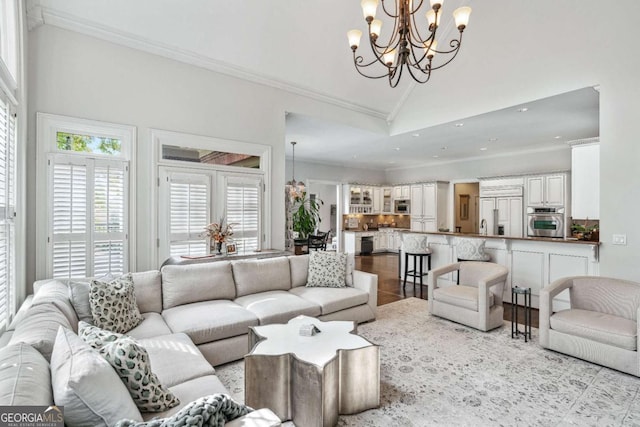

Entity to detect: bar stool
[455,238,491,284]
[402,234,432,298]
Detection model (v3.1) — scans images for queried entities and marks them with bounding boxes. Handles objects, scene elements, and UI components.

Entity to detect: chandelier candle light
[347,0,471,87]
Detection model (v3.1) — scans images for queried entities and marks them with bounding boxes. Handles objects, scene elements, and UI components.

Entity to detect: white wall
[390,1,640,281]
[26,25,388,288]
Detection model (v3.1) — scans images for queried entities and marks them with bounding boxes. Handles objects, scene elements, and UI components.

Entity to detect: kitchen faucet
[480,219,487,235]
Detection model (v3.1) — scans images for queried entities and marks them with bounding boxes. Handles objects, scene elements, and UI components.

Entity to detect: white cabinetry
[410,182,448,232]
[343,184,374,214]
[479,181,524,237]
[497,197,523,237]
[373,187,382,213]
[571,143,599,219]
[527,174,566,207]
[381,187,393,214]
[393,185,410,200]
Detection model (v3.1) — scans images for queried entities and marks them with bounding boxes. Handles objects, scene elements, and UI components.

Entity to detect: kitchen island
[397,231,600,310]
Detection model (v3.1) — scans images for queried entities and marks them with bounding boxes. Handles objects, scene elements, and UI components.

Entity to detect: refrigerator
[479,196,524,238]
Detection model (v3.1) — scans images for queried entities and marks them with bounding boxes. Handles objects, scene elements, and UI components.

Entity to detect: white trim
[28,6,389,120]
[36,113,137,279]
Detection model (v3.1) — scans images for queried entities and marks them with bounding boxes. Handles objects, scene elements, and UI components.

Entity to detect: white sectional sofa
[0,254,378,425]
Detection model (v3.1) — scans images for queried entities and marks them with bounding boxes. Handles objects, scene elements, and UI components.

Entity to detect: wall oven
[527,207,565,238]
[394,199,410,214]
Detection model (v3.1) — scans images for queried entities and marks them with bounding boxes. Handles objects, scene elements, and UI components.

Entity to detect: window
[225,176,262,254]
[49,155,129,278]
[0,93,15,327]
[37,114,135,280]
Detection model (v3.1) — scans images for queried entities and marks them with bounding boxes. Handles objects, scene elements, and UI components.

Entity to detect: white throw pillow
[50,326,143,426]
[306,251,348,288]
[90,273,143,333]
[456,239,489,261]
[69,281,93,324]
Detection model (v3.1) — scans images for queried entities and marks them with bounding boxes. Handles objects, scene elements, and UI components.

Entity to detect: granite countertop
[400,230,600,245]
[343,228,410,233]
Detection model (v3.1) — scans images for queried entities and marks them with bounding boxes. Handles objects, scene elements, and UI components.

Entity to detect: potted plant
[291,192,323,254]
[571,221,599,241]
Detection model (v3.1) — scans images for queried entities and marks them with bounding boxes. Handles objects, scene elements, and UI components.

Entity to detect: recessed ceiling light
[352,155,357,159]
[554,135,562,139]
[454,123,464,127]
[440,146,447,150]
[489,138,498,142]
[388,161,396,164]
[411,133,420,137]
[480,147,488,151]
[432,155,439,158]
[517,107,529,113]
[394,147,400,151]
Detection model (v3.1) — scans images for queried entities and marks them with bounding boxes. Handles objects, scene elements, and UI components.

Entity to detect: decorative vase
[216,241,223,255]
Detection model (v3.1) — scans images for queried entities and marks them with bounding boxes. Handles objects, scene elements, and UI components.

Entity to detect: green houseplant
[291,192,323,252]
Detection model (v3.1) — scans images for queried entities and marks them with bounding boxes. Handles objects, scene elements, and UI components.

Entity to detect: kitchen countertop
[343,228,410,233]
[398,231,600,245]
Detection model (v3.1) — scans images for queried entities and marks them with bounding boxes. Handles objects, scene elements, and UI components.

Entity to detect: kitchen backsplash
[342,214,411,231]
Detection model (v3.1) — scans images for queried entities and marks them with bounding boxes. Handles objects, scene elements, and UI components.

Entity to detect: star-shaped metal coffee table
[244,315,380,427]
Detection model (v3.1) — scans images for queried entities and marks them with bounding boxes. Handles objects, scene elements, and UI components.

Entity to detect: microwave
[394,199,410,214]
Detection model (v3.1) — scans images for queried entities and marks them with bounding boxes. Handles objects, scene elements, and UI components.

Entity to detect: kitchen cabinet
[381,187,393,214]
[571,142,599,219]
[410,182,449,232]
[373,187,382,213]
[343,184,374,214]
[526,174,566,207]
[393,185,410,200]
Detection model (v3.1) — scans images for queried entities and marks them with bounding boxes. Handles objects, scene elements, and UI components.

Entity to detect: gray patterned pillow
[79,322,179,413]
[306,251,347,288]
[90,273,142,333]
[456,238,490,261]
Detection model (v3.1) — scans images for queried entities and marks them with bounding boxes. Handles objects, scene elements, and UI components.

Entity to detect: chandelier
[347,0,472,87]
[287,141,305,200]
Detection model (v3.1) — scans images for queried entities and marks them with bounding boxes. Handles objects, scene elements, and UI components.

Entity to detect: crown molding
[384,143,570,172]
[566,136,599,146]
[28,6,390,120]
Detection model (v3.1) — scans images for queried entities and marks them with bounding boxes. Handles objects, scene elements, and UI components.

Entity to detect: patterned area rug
[216,298,640,426]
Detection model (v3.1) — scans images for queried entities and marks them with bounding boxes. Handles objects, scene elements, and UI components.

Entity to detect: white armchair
[428,262,509,332]
[540,276,640,377]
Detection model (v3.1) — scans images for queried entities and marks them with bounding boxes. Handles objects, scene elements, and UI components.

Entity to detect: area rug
[215,298,640,426]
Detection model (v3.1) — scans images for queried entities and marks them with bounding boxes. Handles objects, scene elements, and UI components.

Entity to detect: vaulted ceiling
[27,0,600,169]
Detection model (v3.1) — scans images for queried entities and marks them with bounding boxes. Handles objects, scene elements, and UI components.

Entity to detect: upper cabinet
[393,185,410,200]
[410,182,449,232]
[571,142,600,219]
[526,174,566,207]
[373,187,382,213]
[344,184,374,214]
[381,187,393,214]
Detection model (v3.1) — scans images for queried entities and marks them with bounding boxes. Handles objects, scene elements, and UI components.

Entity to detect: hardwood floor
[355,253,539,328]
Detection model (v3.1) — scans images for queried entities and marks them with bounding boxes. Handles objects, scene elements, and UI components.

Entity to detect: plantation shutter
[0,94,16,326]
[49,155,128,278]
[168,172,210,257]
[225,176,262,254]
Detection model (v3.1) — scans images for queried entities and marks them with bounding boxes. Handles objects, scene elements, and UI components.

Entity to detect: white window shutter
[168,172,209,257]
[0,95,15,326]
[226,176,262,254]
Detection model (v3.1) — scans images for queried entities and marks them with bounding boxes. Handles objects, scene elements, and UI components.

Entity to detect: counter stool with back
[455,238,491,284]
[402,233,432,298]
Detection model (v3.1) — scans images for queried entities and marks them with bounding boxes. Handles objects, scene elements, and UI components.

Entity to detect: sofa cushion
[99,336,180,412]
[8,303,73,361]
[141,375,229,421]
[307,251,348,288]
[234,291,321,325]
[569,277,640,321]
[7,294,33,331]
[127,312,173,340]
[137,333,216,388]
[550,308,637,351]
[289,286,369,315]
[0,343,52,405]
[69,281,93,323]
[233,257,292,297]
[433,285,494,311]
[50,327,143,426]
[90,273,143,333]
[162,300,258,345]
[132,270,163,314]
[161,262,236,309]
[31,280,80,327]
[289,254,309,288]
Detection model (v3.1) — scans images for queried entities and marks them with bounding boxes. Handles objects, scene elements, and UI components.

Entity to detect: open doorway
[307,180,341,250]
[454,182,480,234]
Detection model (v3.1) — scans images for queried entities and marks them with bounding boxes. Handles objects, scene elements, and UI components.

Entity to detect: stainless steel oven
[394,199,410,214]
[527,207,565,238]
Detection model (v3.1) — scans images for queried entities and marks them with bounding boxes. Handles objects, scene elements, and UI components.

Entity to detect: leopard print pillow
[306,251,348,288]
[89,273,142,334]
[79,322,180,413]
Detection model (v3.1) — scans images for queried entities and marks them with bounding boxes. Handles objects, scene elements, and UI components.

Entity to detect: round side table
[511,286,532,342]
